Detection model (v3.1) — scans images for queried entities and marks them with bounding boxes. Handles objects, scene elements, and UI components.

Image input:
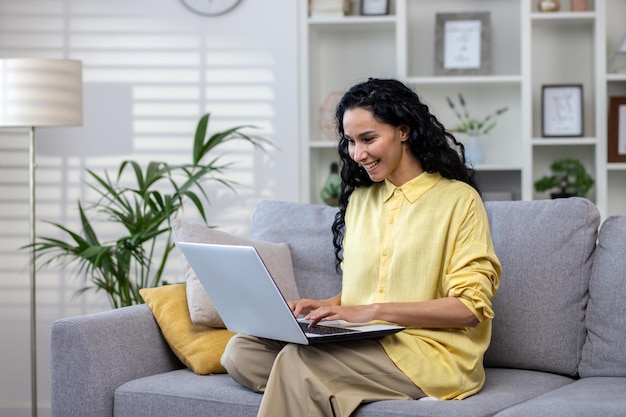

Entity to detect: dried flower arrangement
[446,93,509,136]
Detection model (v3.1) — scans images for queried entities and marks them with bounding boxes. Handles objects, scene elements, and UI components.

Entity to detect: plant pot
[464,135,484,166]
[550,192,573,199]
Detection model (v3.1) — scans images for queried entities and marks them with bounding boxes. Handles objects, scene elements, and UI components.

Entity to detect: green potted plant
[27,113,269,308]
[534,157,594,199]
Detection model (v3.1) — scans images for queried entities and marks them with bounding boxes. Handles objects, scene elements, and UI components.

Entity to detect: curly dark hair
[331,78,479,268]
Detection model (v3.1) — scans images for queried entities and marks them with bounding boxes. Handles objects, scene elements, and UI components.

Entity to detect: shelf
[473,164,523,171]
[531,11,596,21]
[405,75,522,85]
[309,15,397,29]
[532,137,597,145]
[607,163,626,170]
[607,73,626,81]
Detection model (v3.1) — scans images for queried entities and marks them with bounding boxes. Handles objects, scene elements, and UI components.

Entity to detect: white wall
[0,1,300,415]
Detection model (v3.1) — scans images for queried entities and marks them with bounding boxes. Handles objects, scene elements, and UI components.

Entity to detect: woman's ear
[399,125,410,141]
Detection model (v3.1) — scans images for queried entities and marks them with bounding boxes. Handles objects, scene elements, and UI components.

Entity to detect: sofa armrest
[51,304,182,417]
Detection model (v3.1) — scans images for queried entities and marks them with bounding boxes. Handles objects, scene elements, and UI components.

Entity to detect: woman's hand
[303,304,380,327]
[289,292,380,327]
[288,292,342,320]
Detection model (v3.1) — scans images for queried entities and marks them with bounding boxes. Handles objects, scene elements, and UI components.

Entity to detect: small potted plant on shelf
[533,157,594,199]
[320,162,341,206]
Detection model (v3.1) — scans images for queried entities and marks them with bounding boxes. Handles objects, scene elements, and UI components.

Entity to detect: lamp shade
[0,58,83,127]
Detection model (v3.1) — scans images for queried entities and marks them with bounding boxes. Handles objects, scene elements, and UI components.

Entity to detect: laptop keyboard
[299,322,358,335]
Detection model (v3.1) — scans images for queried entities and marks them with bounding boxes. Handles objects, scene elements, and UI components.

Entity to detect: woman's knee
[221,334,260,373]
[220,334,283,393]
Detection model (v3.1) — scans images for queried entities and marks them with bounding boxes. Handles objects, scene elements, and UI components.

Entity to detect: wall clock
[180,0,242,16]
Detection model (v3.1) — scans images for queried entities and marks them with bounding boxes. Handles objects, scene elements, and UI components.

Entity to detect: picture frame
[360,0,389,16]
[434,12,491,76]
[541,84,584,137]
[608,96,626,162]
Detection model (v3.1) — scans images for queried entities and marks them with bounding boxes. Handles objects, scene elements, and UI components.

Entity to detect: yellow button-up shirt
[341,172,501,400]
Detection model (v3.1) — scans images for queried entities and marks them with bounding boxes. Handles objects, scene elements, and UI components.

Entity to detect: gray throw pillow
[172,219,299,328]
[579,215,626,377]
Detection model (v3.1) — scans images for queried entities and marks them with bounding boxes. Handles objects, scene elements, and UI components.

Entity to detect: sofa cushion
[172,219,299,328]
[483,198,600,376]
[492,377,626,417]
[113,368,574,417]
[579,216,626,377]
[250,200,342,300]
[139,284,235,375]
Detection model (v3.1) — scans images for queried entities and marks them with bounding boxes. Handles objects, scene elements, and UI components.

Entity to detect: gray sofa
[50,198,626,417]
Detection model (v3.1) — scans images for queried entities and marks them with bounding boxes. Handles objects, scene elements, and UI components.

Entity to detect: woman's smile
[361,160,380,171]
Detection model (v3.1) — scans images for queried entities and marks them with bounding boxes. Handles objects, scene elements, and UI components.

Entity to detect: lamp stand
[29,126,38,417]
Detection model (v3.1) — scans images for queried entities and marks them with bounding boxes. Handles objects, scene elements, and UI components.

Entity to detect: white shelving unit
[299,0,626,218]
[605,0,626,215]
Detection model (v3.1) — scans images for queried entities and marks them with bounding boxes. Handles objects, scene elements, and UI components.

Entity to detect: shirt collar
[382,172,443,203]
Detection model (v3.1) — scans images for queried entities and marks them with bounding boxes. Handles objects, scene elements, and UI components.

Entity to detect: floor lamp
[0,58,83,417]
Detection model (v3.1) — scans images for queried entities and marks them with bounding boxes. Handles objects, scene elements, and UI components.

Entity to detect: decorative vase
[320,162,341,206]
[464,135,484,166]
[318,92,343,141]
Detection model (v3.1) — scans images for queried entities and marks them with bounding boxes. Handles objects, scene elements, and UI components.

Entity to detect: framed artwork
[434,12,491,76]
[541,84,584,137]
[608,96,626,162]
[361,0,388,15]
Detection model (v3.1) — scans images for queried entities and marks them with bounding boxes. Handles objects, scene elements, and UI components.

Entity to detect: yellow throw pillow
[139,283,235,375]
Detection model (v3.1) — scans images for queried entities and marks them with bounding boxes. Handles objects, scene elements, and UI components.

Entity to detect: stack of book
[310,0,350,18]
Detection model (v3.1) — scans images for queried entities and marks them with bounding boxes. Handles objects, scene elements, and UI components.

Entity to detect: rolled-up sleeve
[444,201,501,322]
[446,250,500,321]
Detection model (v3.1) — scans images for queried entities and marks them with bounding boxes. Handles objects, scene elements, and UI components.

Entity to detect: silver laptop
[177,242,405,344]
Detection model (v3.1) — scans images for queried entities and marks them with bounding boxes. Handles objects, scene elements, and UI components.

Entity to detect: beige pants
[221,334,425,417]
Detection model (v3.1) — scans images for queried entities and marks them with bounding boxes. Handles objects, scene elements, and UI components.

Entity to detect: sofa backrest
[483,198,599,376]
[251,200,342,300]
[579,215,626,377]
[251,198,601,377]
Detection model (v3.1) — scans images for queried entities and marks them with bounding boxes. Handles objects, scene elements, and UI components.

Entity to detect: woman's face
[343,107,420,186]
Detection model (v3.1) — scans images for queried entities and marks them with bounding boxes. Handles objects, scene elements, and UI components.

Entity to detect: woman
[221,78,501,417]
